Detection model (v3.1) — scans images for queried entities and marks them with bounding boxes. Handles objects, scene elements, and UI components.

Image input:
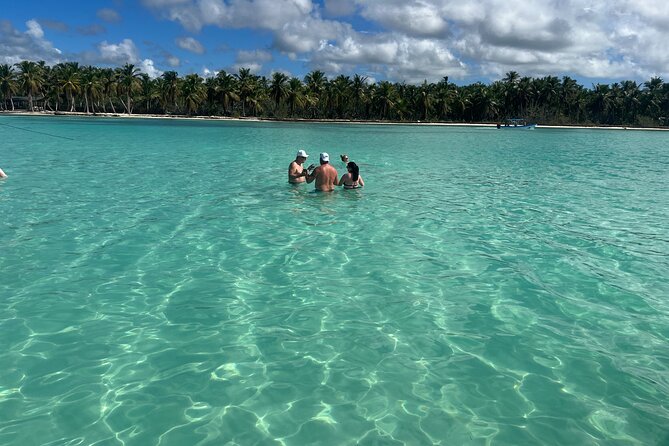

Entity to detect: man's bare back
[306,153,338,191]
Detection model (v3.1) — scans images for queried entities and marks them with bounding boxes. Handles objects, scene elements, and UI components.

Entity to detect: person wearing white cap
[305,152,339,192]
[288,149,314,184]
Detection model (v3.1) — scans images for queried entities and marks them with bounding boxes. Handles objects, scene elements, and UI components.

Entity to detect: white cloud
[143,0,315,32]
[140,58,163,78]
[313,34,466,83]
[232,50,272,73]
[175,36,205,54]
[98,38,140,64]
[274,16,353,54]
[202,67,218,77]
[232,62,262,73]
[139,0,669,83]
[0,20,62,65]
[26,19,45,39]
[360,2,448,38]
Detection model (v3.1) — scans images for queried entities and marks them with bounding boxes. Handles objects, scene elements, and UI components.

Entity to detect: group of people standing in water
[288,150,364,191]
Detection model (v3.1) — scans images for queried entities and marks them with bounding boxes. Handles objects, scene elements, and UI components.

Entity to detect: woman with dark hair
[338,161,364,189]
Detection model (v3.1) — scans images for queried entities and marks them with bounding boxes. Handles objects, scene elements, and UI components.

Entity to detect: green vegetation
[2,62,668,127]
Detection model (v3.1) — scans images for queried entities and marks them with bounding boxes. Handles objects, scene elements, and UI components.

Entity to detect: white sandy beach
[2,109,668,131]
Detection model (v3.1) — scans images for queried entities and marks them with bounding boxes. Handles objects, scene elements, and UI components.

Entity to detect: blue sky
[2,0,669,86]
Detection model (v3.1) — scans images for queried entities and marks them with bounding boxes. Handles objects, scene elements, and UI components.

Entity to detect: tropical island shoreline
[2,109,668,131]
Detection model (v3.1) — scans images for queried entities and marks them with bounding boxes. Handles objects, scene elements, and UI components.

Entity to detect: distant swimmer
[288,149,314,184]
[340,154,349,164]
[0,167,7,179]
[338,162,364,189]
[306,152,338,192]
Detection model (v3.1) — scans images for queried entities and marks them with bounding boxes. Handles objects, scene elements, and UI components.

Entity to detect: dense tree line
[1,61,668,126]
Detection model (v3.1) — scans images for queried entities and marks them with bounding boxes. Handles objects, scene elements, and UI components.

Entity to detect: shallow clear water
[1,116,668,445]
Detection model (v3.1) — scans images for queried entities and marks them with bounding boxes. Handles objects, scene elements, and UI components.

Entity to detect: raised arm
[305,167,316,183]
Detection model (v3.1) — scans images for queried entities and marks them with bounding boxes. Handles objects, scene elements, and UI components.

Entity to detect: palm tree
[246,81,268,116]
[620,80,641,124]
[80,66,102,114]
[181,74,206,115]
[468,82,497,121]
[351,74,369,118]
[501,71,521,117]
[416,81,433,121]
[42,66,60,111]
[215,70,238,115]
[55,62,81,112]
[160,71,180,113]
[139,73,160,113]
[235,67,257,116]
[304,70,327,117]
[99,68,118,113]
[204,76,219,115]
[535,76,560,121]
[516,76,534,118]
[590,84,614,124]
[117,63,142,114]
[452,88,471,121]
[328,75,352,118]
[15,60,44,111]
[560,76,581,122]
[269,72,289,115]
[641,77,664,122]
[434,77,455,121]
[375,81,397,119]
[0,64,18,111]
[285,77,304,117]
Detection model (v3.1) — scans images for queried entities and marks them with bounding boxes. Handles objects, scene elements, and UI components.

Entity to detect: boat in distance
[497,118,537,129]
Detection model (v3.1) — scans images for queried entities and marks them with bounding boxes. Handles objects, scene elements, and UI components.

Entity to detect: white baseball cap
[320,152,330,162]
[296,149,309,158]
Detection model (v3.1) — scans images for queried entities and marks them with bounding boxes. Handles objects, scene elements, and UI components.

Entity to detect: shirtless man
[306,152,338,191]
[288,149,312,184]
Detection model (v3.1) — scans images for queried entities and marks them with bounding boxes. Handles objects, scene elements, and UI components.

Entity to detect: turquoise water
[1,116,668,445]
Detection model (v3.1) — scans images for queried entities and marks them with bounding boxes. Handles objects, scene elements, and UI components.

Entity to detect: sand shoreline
[2,109,667,131]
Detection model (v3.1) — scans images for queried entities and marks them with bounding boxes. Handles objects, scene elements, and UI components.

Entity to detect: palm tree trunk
[120,97,128,113]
